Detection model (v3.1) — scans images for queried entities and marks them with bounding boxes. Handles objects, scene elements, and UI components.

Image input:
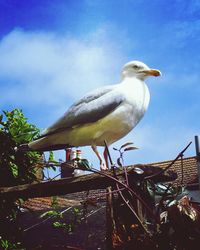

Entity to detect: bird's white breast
[101,78,150,141]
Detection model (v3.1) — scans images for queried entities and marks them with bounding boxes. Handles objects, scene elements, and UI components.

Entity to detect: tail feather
[28,143,73,151]
[15,143,73,152]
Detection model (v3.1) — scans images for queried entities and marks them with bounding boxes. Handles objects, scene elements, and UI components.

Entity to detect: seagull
[20,61,161,170]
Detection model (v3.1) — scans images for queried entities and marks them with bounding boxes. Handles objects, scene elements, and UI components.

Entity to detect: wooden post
[106,186,115,249]
[195,135,200,189]
[104,141,122,249]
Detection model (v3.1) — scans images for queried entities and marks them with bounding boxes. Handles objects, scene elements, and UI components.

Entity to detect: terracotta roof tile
[23,197,80,211]
[148,156,198,185]
[23,156,198,211]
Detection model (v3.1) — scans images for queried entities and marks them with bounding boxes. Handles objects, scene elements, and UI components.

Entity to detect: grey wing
[41,84,124,137]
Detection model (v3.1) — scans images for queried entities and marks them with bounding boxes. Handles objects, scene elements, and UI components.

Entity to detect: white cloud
[0,28,125,114]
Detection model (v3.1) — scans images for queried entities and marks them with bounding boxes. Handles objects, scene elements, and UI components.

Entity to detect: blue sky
[0,0,200,170]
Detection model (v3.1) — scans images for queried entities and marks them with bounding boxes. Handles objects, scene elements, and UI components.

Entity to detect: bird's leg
[91,145,108,171]
[103,147,109,169]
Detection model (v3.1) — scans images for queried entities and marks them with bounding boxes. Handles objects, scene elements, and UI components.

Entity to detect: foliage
[42,196,83,234]
[113,142,138,167]
[0,109,41,249]
[0,109,41,186]
[105,141,199,249]
[0,238,25,250]
[51,196,59,209]
[52,207,82,233]
[76,158,91,170]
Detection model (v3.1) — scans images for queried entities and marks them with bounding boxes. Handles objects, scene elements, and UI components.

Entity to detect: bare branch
[0,164,176,200]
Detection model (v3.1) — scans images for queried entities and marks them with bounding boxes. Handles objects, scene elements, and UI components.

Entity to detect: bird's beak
[143,69,161,77]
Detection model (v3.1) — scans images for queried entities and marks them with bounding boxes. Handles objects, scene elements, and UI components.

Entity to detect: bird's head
[121,61,161,80]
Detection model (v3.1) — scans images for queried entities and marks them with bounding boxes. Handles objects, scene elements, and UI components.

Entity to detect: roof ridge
[147,155,196,166]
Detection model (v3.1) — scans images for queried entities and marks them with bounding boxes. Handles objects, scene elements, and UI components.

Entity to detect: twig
[23,206,73,232]
[156,183,172,216]
[180,154,184,185]
[89,167,159,222]
[144,141,192,180]
[103,142,157,232]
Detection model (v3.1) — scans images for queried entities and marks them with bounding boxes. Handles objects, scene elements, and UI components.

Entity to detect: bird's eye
[132,65,140,69]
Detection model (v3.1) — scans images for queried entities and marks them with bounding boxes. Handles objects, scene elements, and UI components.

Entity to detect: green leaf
[51,196,59,208]
[73,207,80,214]
[78,159,91,170]
[0,108,42,246]
[53,221,67,228]
[10,163,18,178]
[48,151,58,163]
[40,210,61,218]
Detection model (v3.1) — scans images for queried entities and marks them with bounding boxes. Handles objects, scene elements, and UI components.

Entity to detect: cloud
[0,28,125,114]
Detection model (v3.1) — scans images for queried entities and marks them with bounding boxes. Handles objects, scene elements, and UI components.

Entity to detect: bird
[20,60,161,170]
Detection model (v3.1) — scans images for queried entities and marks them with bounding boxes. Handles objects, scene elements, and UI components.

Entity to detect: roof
[23,197,80,211]
[148,156,198,186]
[23,156,198,212]
[23,189,108,211]
[20,156,199,249]
[21,198,106,250]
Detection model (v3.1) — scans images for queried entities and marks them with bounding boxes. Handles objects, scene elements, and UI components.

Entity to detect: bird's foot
[100,161,108,171]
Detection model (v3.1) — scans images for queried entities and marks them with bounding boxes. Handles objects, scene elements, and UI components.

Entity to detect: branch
[0,164,176,200]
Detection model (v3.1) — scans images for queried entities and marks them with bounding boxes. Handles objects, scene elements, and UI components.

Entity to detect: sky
[0,0,200,173]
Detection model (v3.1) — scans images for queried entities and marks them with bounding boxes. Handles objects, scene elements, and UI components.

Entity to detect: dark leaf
[50,165,57,171]
[117,158,123,167]
[124,146,138,151]
[77,159,91,170]
[133,167,144,175]
[113,147,118,151]
[143,180,156,198]
[120,142,134,149]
